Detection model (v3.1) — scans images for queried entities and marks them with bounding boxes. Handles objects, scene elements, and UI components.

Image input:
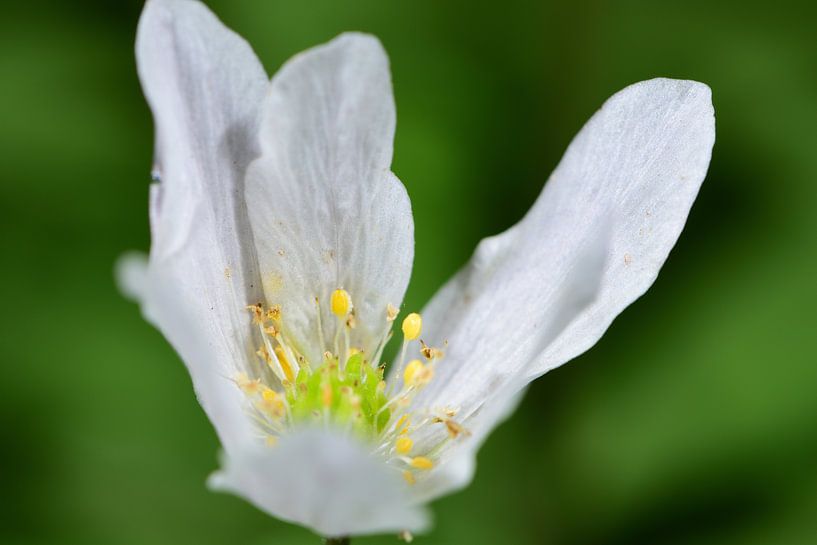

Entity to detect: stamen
[237,290,461,488]
[409,456,434,470]
[235,372,263,395]
[330,288,352,317]
[267,304,282,322]
[403,359,433,387]
[257,388,286,420]
[438,417,469,439]
[246,303,265,324]
[274,346,295,383]
[394,311,423,381]
[387,303,399,322]
[403,359,424,386]
[314,297,326,351]
[395,436,413,454]
[420,340,444,361]
[401,312,422,341]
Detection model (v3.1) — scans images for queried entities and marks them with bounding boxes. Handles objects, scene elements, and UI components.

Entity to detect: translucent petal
[245,33,414,364]
[209,428,430,536]
[134,0,268,451]
[412,78,715,499]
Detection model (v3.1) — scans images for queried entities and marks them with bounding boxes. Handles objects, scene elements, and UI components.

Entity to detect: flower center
[234,289,466,485]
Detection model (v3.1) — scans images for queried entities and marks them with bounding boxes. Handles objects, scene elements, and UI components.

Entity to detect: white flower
[119,0,715,538]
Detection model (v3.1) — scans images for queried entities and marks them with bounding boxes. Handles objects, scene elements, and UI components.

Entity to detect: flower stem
[324,537,350,545]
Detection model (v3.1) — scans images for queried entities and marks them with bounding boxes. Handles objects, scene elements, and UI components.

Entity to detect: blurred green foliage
[1,0,816,543]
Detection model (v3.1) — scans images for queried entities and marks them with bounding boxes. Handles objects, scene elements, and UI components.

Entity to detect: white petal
[245,33,413,364]
[209,428,430,537]
[115,251,149,303]
[134,0,268,452]
[413,78,715,499]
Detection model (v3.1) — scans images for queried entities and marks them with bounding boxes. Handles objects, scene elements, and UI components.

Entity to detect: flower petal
[412,78,715,499]
[209,428,430,537]
[134,0,268,451]
[245,33,413,364]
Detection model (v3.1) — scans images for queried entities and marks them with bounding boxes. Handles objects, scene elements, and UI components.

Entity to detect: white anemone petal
[134,0,268,452]
[246,33,414,364]
[412,78,715,500]
[209,428,430,537]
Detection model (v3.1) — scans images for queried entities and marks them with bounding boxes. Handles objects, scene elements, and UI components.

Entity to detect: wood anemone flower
[118,0,715,539]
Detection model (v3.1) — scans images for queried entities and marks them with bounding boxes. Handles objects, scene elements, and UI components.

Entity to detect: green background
[2,0,816,543]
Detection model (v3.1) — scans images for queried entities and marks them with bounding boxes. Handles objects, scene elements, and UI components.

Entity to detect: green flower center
[235,291,463,485]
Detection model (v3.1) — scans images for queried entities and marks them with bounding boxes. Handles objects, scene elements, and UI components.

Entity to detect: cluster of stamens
[234,289,468,485]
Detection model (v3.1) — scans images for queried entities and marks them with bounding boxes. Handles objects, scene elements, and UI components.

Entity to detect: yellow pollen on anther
[402,470,416,485]
[443,418,468,439]
[267,304,281,322]
[395,436,413,454]
[394,414,409,430]
[387,303,399,322]
[256,346,272,364]
[258,389,285,419]
[409,456,434,470]
[401,312,422,340]
[274,346,295,383]
[402,354,435,387]
[420,340,444,361]
[330,289,352,317]
[235,373,262,395]
[246,303,265,324]
[403,359,424,387]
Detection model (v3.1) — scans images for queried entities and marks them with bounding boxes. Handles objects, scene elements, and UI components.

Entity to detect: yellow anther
[394,414,409,430]
[265,436,278,447]
[266,304,281,322]
[256,346,272,364]
[420,340,444,361]
[235,373,262,395]
[443,419,468,439]
[258,389,285,419]
[274,346,295,383]
[403,360,424,387]
[401,312,422,340]
[348,347,361,357]
[330,289,352,317]
[402,470,416,485]
[261,388,277,402]
[395,436,413,454]
[387,303,399,322]
[409,456,434,470]
[263,324,278,337]
[246,303,265,324]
